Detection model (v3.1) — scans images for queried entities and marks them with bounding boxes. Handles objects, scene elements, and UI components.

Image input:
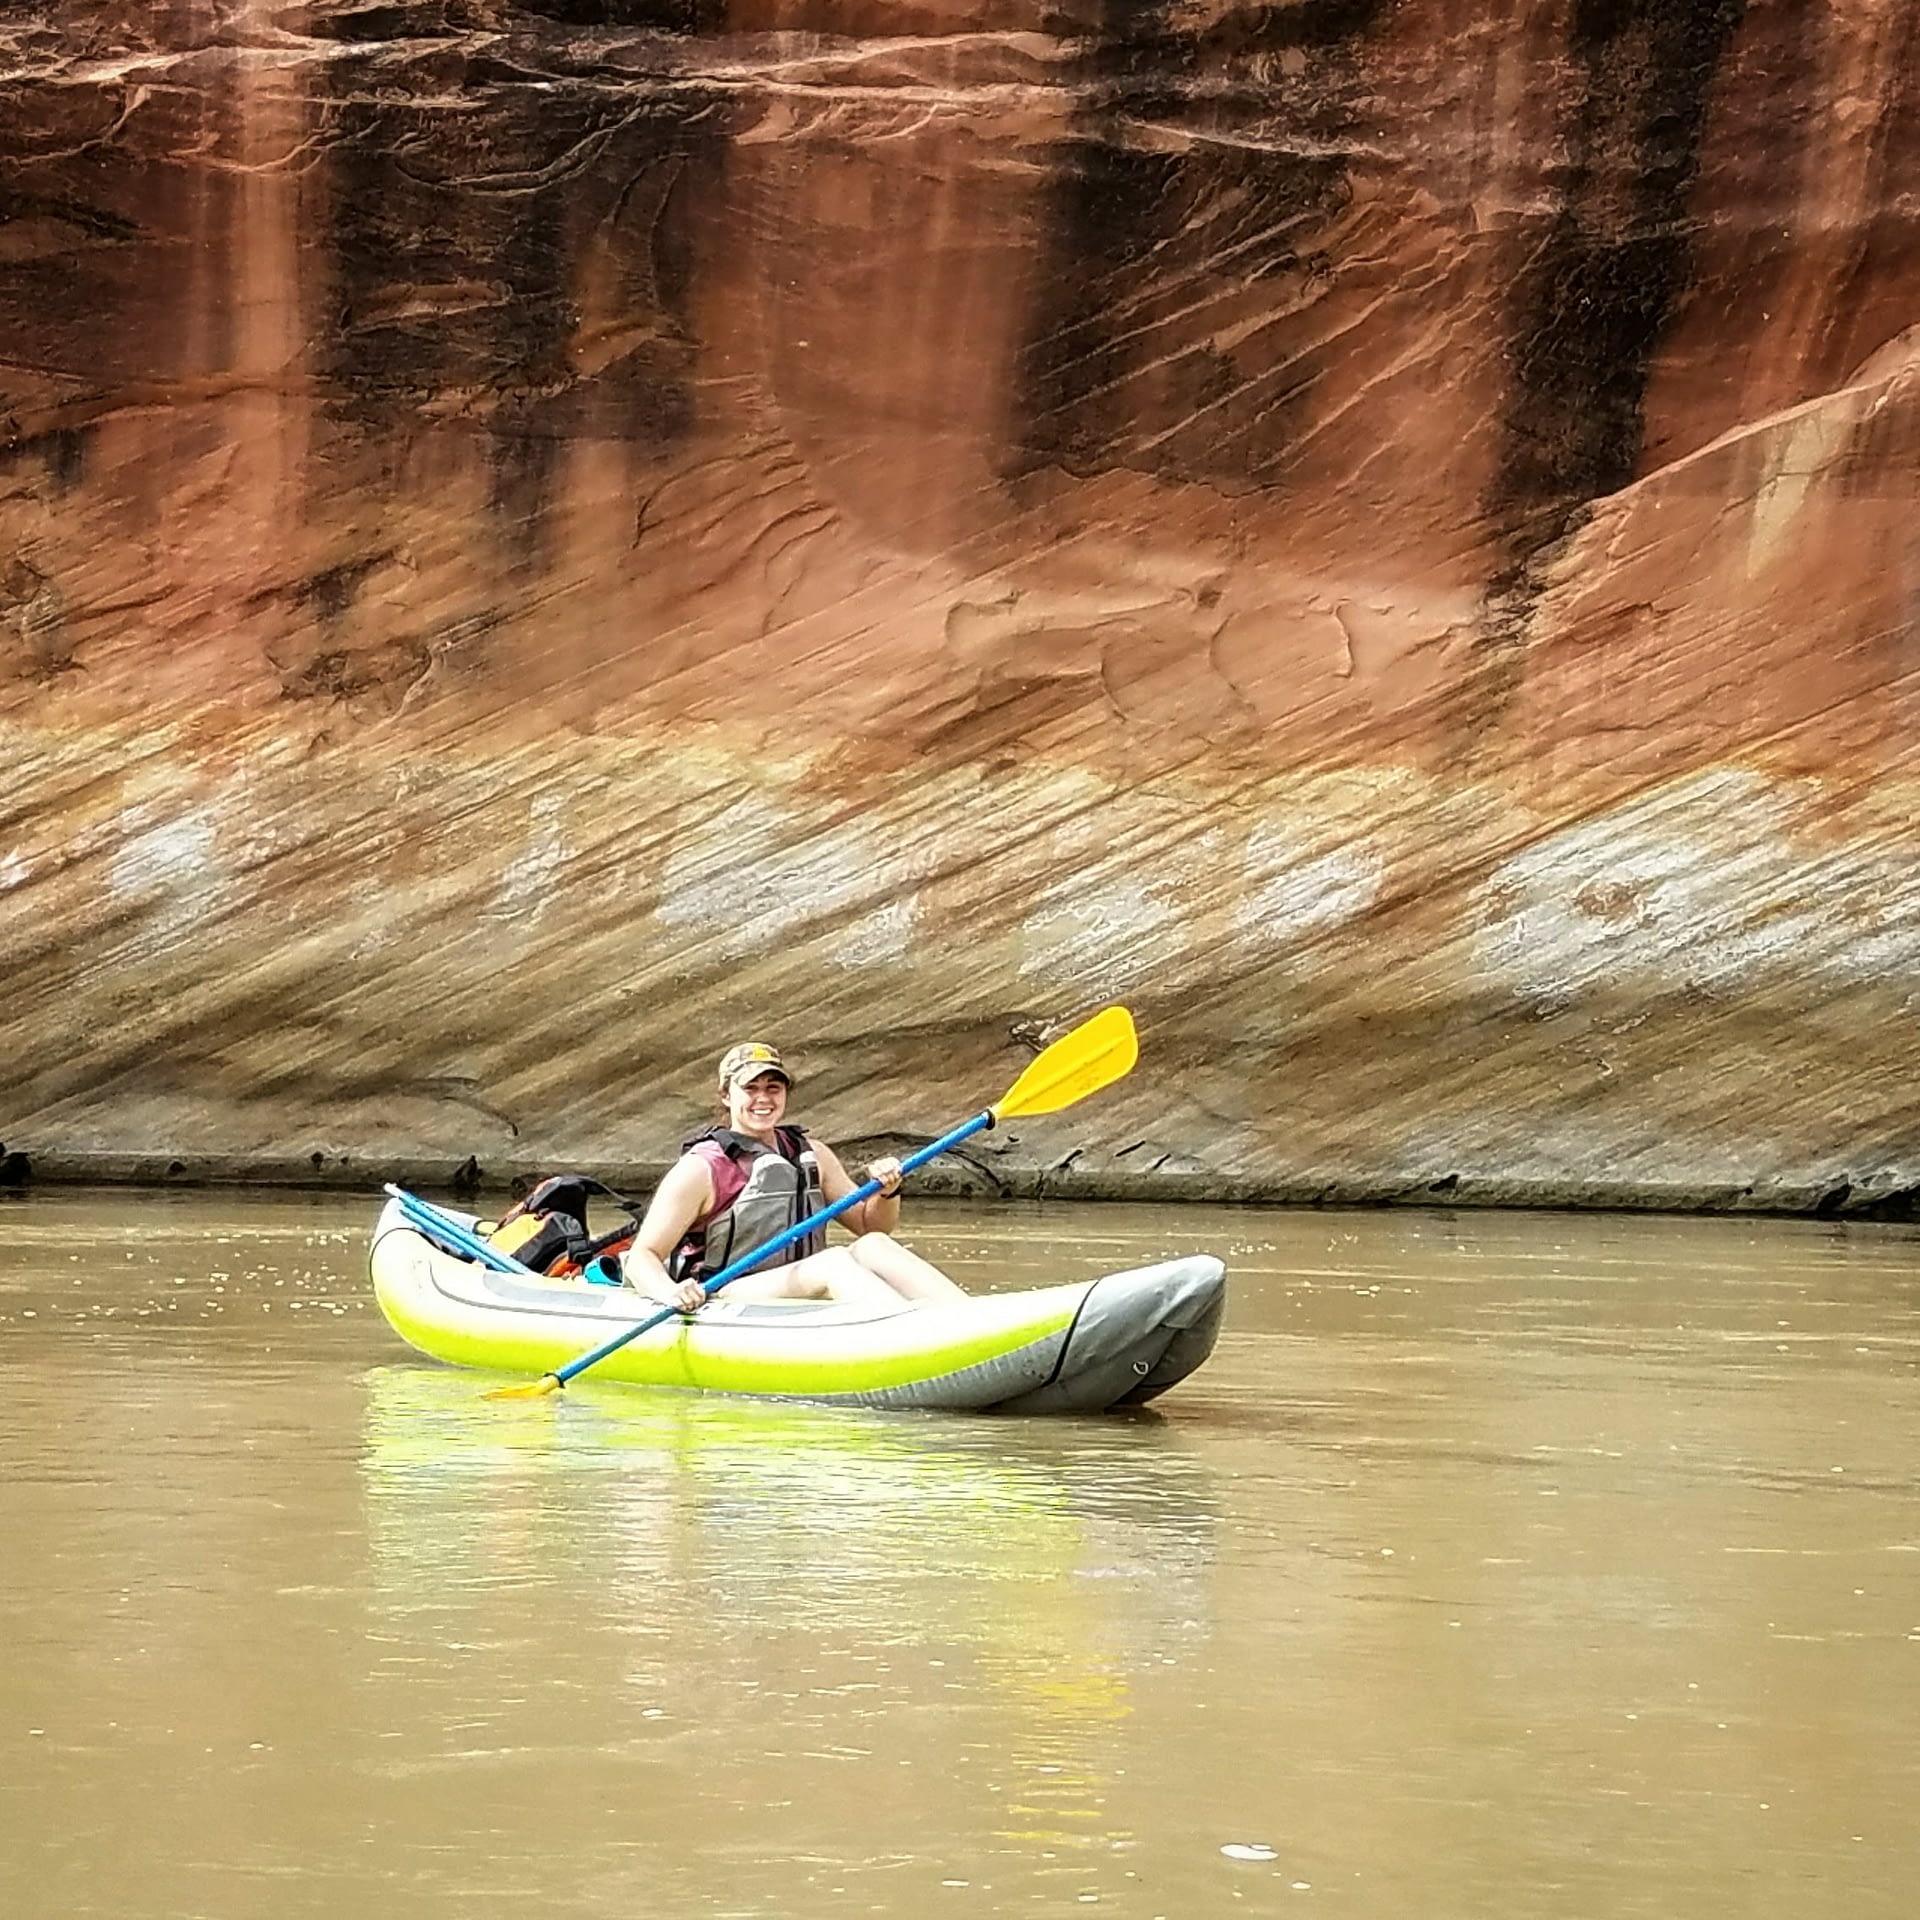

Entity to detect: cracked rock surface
[4,1,1919,1210]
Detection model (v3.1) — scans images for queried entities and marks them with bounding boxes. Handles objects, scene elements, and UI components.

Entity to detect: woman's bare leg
[719,1266,831,1303]
[845,1233,969,1303]
[725,1250,906,1311]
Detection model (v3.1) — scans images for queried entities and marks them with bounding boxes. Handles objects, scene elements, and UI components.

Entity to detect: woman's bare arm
[621,1154,715,1310]
[811,1137,902,1237]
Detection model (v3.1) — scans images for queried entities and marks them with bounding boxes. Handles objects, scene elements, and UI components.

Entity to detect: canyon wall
[4,1,1919,1208]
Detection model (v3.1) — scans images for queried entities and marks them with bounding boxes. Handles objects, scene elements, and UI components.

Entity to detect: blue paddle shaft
[386,1109,996,1390]
[544,1108,994,1386]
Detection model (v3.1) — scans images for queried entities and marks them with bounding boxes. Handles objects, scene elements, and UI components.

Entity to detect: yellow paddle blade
[991,1006,1138,1120]
[483,1374,563,1401]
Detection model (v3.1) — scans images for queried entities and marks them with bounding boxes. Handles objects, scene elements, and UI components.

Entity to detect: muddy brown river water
[2,1188,1918,1918]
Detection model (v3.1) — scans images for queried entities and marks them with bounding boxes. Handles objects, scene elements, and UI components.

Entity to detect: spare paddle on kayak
[481,1004,1139,1401]
[382,1185,637,1283]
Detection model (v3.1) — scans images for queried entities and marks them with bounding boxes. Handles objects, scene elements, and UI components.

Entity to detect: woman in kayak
[623,1041,971,1313]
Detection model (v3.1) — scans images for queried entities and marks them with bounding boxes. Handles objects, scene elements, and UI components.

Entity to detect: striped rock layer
[3,2,1918,1210]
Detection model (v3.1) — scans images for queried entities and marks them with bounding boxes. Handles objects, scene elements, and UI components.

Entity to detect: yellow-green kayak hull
[369,1201,1225,1412]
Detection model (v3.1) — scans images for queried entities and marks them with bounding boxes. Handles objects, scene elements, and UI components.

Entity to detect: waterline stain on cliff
[511,2,730,24]
[318,30,726,568]
[0,422,90,499]
[311,2,731,35]
[0,176,143,454]
[1010,0,1389,495]
[1464,0,1748,745]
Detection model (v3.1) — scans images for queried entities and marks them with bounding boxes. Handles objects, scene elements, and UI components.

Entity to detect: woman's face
[728,1071,789,1135]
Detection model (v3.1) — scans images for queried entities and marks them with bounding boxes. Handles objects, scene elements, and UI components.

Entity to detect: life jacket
[672,1125,824,1284]
[482,1173,641,1282]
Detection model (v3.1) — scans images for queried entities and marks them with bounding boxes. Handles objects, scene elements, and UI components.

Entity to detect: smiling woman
[622,1041,973,1315]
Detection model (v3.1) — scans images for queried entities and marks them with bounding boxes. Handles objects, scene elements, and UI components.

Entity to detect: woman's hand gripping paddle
[481,1005,1139,1400]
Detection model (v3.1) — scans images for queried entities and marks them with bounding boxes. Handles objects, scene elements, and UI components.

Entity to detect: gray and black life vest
[672,1125,825,1284]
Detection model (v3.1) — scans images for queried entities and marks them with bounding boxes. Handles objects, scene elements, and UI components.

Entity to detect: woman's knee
[735,1267,827,1301]
[789,1249,860,1293]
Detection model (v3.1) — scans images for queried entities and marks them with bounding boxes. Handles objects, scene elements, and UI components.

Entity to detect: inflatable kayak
[368,1198,1226,1413]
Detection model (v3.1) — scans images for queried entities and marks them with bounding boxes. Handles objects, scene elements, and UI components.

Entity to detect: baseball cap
[717,1042,791,1091]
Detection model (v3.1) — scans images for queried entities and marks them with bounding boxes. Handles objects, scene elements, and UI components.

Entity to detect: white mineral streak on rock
[485,790,568,928]
[1804,825,1920,981]
[829,894,920,966]
[656,795,920,962]
[108,807,221,950]
[1474,770,1920,1002]
[1019,874,1178,994]
[1836,887,1920,982]
[1234,816,1385,949]
[1008,773,1199,995]
[0,850,27,890]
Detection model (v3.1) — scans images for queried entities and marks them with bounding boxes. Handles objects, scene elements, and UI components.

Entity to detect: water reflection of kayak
[359,1366,1220,1634]
[358,1368,1221,1761]
[367,1199,1226,1412]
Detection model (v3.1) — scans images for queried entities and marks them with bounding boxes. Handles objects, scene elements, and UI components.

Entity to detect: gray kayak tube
[997,1255,1228,1415]
[819,1255,1227,1415]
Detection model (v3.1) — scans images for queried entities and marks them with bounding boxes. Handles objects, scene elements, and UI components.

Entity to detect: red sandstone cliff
[3,1,1918,1208]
